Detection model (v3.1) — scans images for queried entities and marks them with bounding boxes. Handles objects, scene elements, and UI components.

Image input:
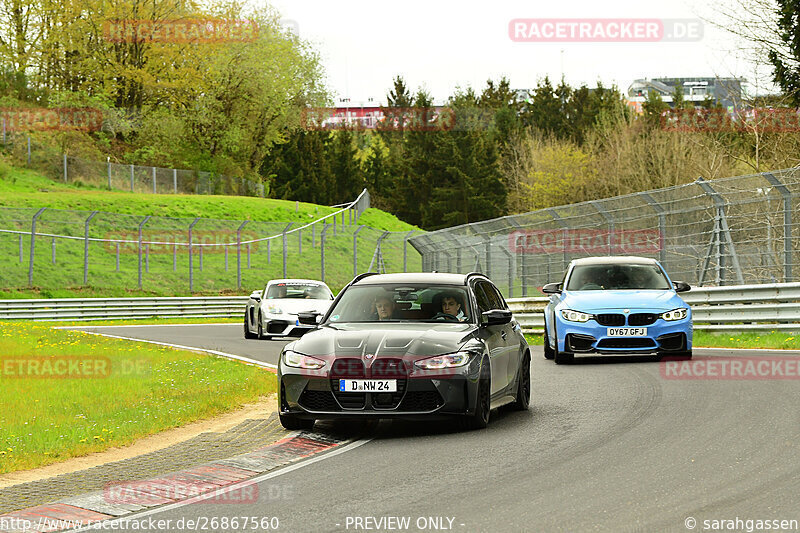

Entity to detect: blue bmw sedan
[542,256,692,364]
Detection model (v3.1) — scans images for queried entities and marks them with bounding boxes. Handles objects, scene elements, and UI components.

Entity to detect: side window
[484,283,509,310]
[473,283,492,315]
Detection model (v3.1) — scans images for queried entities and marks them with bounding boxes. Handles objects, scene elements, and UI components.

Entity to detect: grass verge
[0,321,276,474]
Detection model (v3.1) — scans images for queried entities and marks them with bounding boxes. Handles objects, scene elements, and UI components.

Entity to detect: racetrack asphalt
[71,324,800,533]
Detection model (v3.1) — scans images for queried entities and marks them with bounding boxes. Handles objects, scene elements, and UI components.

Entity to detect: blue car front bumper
[555,314,693,355]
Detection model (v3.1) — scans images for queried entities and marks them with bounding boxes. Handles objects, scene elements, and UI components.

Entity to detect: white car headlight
[661,308,689,321]
[267,305,283,315]
[414,351,473,370]
[560,309,593,322]
[283,350,326,369]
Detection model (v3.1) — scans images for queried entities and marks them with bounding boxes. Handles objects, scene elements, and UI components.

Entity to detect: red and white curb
[0,431,356,533]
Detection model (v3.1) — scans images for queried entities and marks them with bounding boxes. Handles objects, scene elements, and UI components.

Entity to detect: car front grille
[331,358,366,409]
[657,333,686,351]
[267,321,288,334]
[299,390,339,411]
[596,314,625,326]
[629,313,658,326]
[596,338,656,349]
[370,358,408,409]
[398,391,444,412]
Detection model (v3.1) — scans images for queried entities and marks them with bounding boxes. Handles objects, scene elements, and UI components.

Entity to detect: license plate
[339,379,397,392]
[607,327,647,337]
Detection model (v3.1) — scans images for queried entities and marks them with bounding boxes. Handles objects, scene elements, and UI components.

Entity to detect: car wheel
[244,313,255,339]
[461,364,491,430]
[510,351,530,411]
[553,324,573,364]
[257,313,271,340]
[543,328,555,360]
[279,413,314,430]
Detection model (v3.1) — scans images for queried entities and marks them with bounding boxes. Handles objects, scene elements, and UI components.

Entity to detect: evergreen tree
[768,0,800,105]
[328,128,365,203]
[265,130,333,204]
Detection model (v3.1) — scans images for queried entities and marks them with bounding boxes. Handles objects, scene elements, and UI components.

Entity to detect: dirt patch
[0,395,277,489]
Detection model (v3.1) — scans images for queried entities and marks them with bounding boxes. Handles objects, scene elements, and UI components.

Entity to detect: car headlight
[267,305,283,315]
[661,308,689,321]
[282,350,326,369]
[414,351,474,370]
[560,309,593,322]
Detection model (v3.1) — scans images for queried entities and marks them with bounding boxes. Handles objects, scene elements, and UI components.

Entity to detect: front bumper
[263,315,314,337]
[555,315,692,355]
[279,358,482,420]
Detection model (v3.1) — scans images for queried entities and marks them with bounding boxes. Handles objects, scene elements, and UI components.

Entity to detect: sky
[265,0,777,105]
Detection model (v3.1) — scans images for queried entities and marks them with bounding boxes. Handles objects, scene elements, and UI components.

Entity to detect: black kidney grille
[628,313,658,326]
[331,358,367,409]
[370,358,409,379]
[596,314,625,326]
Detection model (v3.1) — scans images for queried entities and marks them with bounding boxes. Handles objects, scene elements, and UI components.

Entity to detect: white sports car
[244,279,335,340]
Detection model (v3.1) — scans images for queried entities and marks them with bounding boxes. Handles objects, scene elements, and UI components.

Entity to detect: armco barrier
[3,283,800,329]
[507,282,800,334]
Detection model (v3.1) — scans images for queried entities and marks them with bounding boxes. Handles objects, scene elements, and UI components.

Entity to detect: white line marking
[697,346,800,353]
[54,323,238,329]
[69,438,372,532]
[72,330,278,370]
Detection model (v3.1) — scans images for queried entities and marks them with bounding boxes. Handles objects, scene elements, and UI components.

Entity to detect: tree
[768,0,800,104]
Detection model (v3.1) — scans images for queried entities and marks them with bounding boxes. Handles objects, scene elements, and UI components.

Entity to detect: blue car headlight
[560,309,594,323]
[661,308,689,321]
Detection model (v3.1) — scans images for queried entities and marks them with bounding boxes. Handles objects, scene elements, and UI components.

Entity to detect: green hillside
[0,161,421,298]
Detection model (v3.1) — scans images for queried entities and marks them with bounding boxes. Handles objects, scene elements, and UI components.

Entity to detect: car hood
[561,290,686,312]
[289,322,476,358]
[260,298,332,315]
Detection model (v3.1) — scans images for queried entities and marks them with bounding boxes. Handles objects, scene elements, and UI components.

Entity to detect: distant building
[626,77,745,111]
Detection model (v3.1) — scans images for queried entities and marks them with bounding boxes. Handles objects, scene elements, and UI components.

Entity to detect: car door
[472,281,508,396]
[483,282,519,392]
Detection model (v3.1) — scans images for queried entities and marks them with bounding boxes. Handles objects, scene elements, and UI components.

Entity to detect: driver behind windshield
[374,295,396,320]
[441,292,468,322]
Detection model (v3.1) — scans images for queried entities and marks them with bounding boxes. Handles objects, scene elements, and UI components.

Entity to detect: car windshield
[566,264,671,290]
[266,283,331,299]
[325,284,472,323]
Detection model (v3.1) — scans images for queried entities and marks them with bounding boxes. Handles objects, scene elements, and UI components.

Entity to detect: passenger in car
[441,292,468,322]
[374,295,397,320]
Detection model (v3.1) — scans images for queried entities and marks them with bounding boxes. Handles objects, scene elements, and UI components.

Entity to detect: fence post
[638,192,667,265]
[18,234,23,263]
[763,172,793,282]
[696,177,745,286]
[138,215,151,290]
[353,225,365,277]
[332,215,337,237]
[547,208,570,270]
[51,237,56,264]
[152,167,156,194]
[403,231,415,272]
[321,224,329,281]
[63,154,68,182]
[188,217,200,292]
[500,247,514,298]
[173,169,178,193]
[116,243,120,272]
[484,241,491,279]
[28,208,45,285]
[130,164,134,192]
[282,223,293,278]
[83,211,98,285]
[267,239,270,263]
[589,200,615,255]
[237,220,249,290]
[298,228,302,256]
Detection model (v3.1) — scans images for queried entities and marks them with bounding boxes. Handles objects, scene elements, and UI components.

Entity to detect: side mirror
[297,311,322,326]
[542,282,562,294]
[673,281,691,293]
[249,290,262,302]
[481,309,512,327]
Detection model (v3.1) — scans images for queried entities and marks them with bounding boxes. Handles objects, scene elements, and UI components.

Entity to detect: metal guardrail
[3,283,800,329]
[0,296,249,321]
[507,282,800,334]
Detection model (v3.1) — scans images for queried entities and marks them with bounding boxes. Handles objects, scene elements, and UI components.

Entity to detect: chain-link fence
[410,167,800,297]
[0,189,423,294]
[0,131,265,197]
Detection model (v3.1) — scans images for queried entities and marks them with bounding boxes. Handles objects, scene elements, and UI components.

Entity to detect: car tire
[543,328,555,360]
[244,313,256,339]
[257,313,271,340]
[553,324,573,364]
[461,364,491,430]
[510,351,530,411]
[279,413,315,430]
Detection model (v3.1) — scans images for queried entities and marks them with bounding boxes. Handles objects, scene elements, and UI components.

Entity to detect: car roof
[569,256,660,267]
[267,279,330,286]
[354,272,470,286]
